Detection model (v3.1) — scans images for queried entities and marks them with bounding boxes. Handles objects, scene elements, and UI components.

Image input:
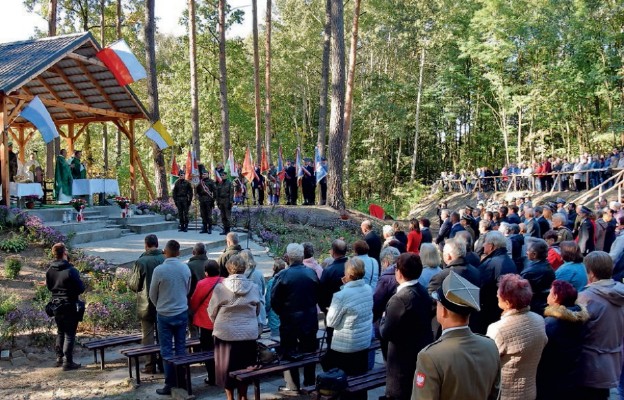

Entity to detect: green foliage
[0,293,18,317]
[4,256,23,279]
[0,233,28,254]
[32,284,52,307]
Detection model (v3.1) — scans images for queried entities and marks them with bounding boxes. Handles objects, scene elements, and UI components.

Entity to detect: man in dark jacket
[521,239,555,316]
[46,242,85,371]
[435,209,451,250]
[428,238,481,294]
[128,234,165,373]
[380,253,434,400]
[216,232,242,277]
[271,243,319,395]
[361,220,382,265]
[172,171,193,232]
[535,206,551,238]
[373,246,401,355]
[448,212,465,239]
[420,218,433,244]
[577,206,595,255]
[477,231,517,334]
[524,207,542,239]
[319,239,348,347]
[301,158,316,205]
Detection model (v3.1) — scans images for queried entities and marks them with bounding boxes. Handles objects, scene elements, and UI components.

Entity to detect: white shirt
[441,325,470,336]
[396,279,419,294]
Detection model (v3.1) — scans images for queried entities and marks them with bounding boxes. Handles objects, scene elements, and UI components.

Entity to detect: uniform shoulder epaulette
[421,337,444,352]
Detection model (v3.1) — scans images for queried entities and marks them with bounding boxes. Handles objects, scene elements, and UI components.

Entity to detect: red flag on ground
[261,146,270,172]
[242,147,256,182]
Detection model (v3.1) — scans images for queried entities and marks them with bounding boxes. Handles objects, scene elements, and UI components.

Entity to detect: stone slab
[75,229,256,269]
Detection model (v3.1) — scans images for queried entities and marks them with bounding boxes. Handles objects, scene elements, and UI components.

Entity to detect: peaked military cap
[433,271,480,315]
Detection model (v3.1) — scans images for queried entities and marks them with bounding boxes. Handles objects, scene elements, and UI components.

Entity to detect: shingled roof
[0,32,149,124]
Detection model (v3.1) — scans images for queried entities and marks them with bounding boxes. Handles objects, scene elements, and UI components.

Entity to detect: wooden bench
[167,351,215,395]
[306,366,387,399]
[121,338,201,384]
[82,333,142,370]
[166,338,281,395]
[230,339,381,400]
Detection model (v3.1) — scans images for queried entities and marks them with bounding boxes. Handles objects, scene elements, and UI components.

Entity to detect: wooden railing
[436,168,623,199]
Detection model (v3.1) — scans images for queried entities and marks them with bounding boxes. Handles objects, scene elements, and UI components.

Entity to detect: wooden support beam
[129,120,136,203]
[35,76,79,119]
[11,92,136,120]
[6,99,26,121]
[65,52,107,68]
[75,63,118,111]
[67,123,75,154]
[8,128,19,143]
[24,130,35,145]
[134,149,155,201]
[17,127,26,164]
[51,66,93,107]
[1,95,10,206]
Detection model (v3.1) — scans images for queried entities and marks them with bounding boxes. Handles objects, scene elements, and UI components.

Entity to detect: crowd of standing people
[44,191,624,399]
[440,148,624,194]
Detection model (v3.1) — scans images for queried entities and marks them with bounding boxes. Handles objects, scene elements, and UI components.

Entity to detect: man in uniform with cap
[301,158,316,205]
[412,271,501,400]
[285,159,298,205]
[172,171,193,232]
[215,169,233,235]
[195,164,216,234]
[576,205,595,255]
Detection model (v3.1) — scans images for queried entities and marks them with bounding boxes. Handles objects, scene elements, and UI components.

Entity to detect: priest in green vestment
[69,150,87,179]
[54,149,73,202]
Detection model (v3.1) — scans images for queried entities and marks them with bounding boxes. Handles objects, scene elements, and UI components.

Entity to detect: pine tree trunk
[317,0,331,156]
[218,0,231,164]
[327,0,346,210]
[46,0,58,180]
[145,0,169,200]
[410,48,425,182]
[252,0,262,163]
[264,0,272,162]
[188,0,200,161]
[342,0,361,199]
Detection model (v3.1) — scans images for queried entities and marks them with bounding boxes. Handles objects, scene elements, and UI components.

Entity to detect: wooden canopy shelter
[0,32,155,205]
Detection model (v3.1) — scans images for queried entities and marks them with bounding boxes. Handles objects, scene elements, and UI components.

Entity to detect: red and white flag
[96,39,147,86]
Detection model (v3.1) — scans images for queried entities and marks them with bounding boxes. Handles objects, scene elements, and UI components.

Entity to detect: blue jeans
[157,311,188,387]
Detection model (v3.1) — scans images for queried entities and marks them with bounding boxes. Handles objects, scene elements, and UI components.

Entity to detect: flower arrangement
[69,198,87,211]
[113,196,131,209]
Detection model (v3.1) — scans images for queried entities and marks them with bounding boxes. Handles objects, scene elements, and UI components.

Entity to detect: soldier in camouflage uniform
[172,171,193,232]
[195,165,216,234]
[216,169,233,235]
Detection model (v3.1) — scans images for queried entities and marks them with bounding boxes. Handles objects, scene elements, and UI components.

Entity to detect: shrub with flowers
[135,201,150,213]
[83,291,136,333]
[113,196,131,209]
[69,198,87,211]
[25,215,67,247]
[148,199,178,217]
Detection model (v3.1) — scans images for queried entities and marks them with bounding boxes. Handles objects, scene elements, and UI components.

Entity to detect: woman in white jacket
[324,257,373,400]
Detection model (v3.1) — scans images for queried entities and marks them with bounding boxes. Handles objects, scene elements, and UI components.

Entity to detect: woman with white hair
[417,243,442,288]
[382,225,395,248]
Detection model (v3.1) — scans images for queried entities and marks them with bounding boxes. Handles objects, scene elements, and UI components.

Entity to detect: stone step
[126,221,179,234]
[48,221,109,234]
[121,229,133,235]
[70,228,122,245]
[110,215,169,226]
[75,231,248,267]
